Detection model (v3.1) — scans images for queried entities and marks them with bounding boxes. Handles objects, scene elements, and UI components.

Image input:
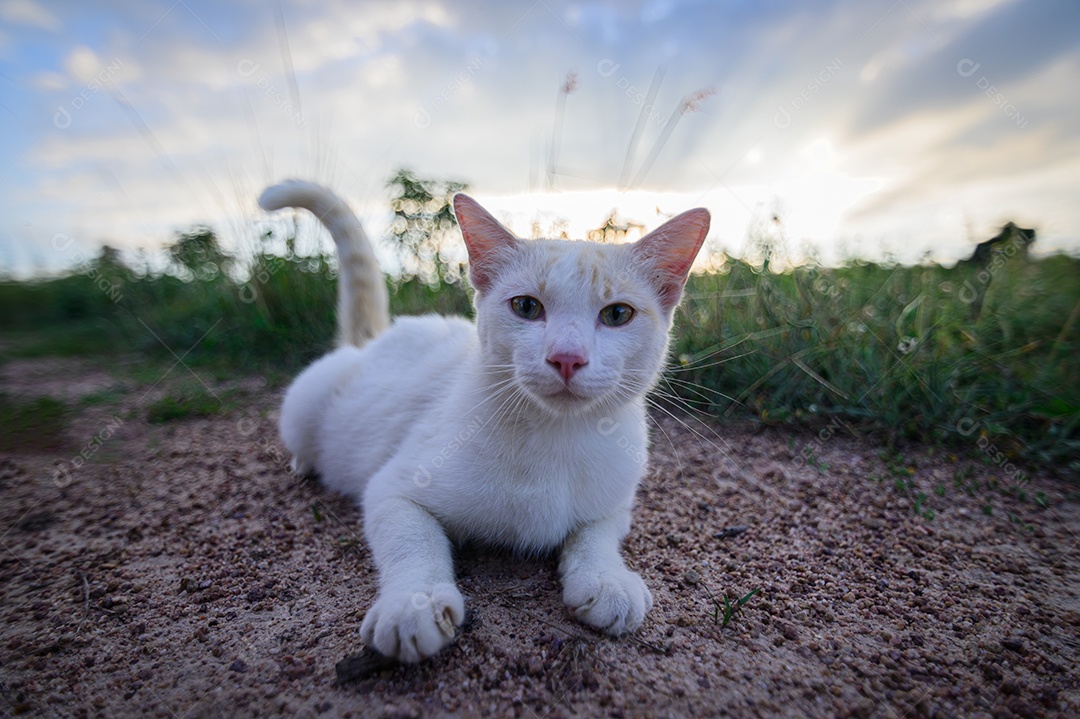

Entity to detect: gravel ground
[1,358,1077,718]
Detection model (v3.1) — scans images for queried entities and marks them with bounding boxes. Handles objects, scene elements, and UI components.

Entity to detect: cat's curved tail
[259,180,390,347]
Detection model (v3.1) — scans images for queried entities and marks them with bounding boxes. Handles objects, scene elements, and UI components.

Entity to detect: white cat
[259,181,709,662]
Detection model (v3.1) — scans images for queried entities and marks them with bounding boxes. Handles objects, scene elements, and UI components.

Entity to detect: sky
[1,0,1078,277]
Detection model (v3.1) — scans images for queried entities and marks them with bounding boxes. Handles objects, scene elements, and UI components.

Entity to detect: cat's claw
[289,457,317,478]
[562,568,653,635]
[360,583,465,663]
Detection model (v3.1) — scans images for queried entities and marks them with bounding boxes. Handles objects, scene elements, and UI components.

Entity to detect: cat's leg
[279,347,363,479]
[559,511,653,635]
[360,495,464,662]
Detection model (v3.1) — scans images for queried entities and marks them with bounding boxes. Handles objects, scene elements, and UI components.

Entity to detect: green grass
[870,445,1057,525]
[0,393,70,452]
[0,251,471,382]
[79,387,127,407]
[2,242,1077,472]
[705,586,761,628]
[670,254,1080,470]
[146,384,242,423]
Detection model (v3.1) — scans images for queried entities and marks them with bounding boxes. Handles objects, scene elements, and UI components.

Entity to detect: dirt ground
[1,356,1077,718]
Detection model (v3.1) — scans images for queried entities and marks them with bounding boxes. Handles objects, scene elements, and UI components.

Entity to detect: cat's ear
[453,194,518,292]
[632,208,711,310]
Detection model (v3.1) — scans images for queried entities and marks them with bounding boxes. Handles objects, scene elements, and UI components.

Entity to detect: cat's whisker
[663,349,757,374]
[474,389,538,456]
[599,386,683,466]
[461,380,522,424]
[592,387,626,420]
[475,384,533,441]
[615,365,743,410]
[649,388,717,416]
[455,382,516,416]
[460,373,516,398]
[644,390,721,429]
[643,407,681,467]
[643,395,741,466]
[657,375,741,409]
[644,397,791,505]
[652,377,712,405]
[460,391,515,425]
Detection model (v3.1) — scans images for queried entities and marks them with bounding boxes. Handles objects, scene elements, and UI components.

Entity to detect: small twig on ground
[626,633,670,655]
[713,526,749,540]
[334,648,396,684]
[76,574,90,636]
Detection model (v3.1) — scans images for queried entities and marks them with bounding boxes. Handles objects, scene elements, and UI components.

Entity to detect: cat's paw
[562,568,653,635]
[359,583,465,663]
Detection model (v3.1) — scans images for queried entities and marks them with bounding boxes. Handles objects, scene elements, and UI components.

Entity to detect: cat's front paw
[562,568,653,635]
[360,583,465,663]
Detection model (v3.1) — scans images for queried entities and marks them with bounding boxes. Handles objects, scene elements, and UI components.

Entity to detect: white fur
[266,181,709,662]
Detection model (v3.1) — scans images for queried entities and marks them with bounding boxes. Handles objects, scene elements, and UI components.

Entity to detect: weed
[1008,512,1034,532]
[912,491,929,519]
[80,388,126,407]
[890,470,936,521]
[710,588,761,628]
[146,385,235,423]
[806,451,830,475]
[0,393,69,452]
[954,464,974,488]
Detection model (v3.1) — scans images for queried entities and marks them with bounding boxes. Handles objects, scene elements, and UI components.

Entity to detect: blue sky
[1,0,1078,277]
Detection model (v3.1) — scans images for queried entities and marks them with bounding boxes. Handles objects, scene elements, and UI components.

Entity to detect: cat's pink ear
[453,193,518,292]
[632,208,711,310]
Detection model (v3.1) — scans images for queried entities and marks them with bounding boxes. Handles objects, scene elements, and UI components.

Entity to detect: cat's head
[453,195,710,417]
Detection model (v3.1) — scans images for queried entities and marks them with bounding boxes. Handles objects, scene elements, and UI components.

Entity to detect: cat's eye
[599,303,635,327]
[510,295,544,320]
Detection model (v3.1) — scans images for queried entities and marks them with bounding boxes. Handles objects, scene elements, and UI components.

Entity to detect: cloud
[3,0,1079,276]
[849,0,1080,136]
[64,46,106,84]
[31,70,66,91]
[0,0,58,31]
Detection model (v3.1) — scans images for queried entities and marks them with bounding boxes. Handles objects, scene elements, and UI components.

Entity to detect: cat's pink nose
[547,353,588,383]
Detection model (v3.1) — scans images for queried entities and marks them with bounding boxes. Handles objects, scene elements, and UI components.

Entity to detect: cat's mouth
[535,384,600,412]
[516,373,604,414]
